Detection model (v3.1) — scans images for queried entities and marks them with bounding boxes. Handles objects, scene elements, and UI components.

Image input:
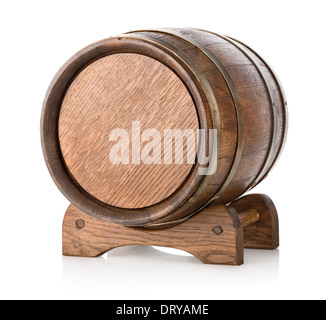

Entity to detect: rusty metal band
[121,32,222,227]
[227,36,289,188]
[196,29,277,192]
[128,28,245,208]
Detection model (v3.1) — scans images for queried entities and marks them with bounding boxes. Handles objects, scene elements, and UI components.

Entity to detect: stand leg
[62,193,279,265]
[63,204,244,265]
[229,194,279,249]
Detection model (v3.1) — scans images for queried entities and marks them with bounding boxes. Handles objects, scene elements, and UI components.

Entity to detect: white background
[1,0,325,300]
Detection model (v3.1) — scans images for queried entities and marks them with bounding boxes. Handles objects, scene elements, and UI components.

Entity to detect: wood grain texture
[59,53,198,209]
[41,35,211,226]
[62,193,278,265]
[63,202,243,265]
[229,193,279,249]
[238,209,259,228]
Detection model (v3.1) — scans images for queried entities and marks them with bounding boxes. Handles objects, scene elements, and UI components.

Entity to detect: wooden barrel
[41,28,287,227]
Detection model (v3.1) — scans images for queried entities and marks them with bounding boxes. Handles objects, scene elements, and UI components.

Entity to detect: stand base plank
[62,194,279,265]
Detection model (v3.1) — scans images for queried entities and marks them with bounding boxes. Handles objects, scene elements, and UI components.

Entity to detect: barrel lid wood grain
[58,53,199,209]
[41,34,212,226]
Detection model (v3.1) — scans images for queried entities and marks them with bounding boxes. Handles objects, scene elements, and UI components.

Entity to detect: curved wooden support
[229,193,279,249]
[62,194,279,265]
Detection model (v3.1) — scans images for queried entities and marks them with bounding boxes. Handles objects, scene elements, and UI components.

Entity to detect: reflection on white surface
[152,246,193,257]
[62,246,279,299]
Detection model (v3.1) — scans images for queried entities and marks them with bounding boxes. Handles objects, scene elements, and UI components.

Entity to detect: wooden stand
[62,194,279,265]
